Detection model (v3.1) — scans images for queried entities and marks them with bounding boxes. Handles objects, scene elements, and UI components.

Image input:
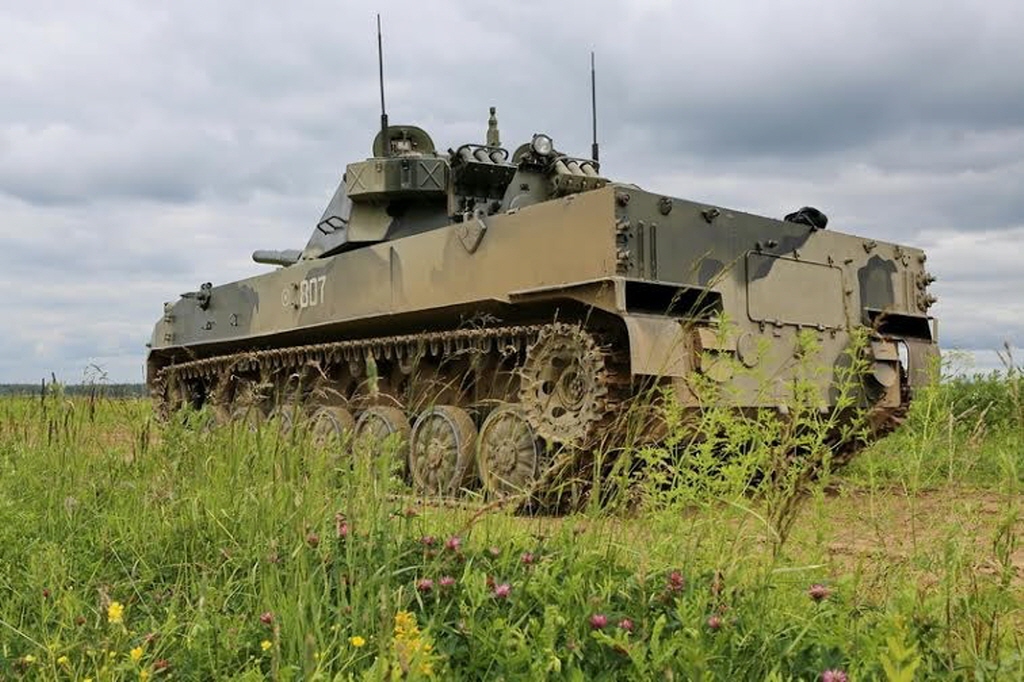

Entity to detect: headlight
[531,133,553,156]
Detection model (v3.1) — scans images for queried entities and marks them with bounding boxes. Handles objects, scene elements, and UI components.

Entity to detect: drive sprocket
[519,323,610,446]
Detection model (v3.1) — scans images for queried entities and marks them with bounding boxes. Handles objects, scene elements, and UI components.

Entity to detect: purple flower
[420,535,436,547]
[707,615,722,631]
[335,513,348,539]
[589,613,608,630]
[416,578,434,593]
[617,618,634,633]
[667,571,685,592]
[306,532,320,548]
[439,576,456,588]
[445,536,462,552]
[492,583,511,599]
[821,670,848,682]
[808,583,832,602]
[521,552,535,565]
[259,611,274,626]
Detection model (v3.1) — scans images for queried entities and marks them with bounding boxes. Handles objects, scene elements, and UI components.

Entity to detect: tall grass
[0,367,1019,679]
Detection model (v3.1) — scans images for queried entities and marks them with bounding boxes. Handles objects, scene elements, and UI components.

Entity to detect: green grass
[0,373,1020,680]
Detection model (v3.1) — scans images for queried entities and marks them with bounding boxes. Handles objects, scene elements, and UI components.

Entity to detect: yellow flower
[260,640,272,652]
[107,601,124,624]
[394,610,418,637]
[140,671,150,681]
[130,647,143,663]
[23,654,36,664]
[57,655,70,666]
[349,635,366,648]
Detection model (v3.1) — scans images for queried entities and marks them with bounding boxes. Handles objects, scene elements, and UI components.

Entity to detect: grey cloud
[0,0,1022,381]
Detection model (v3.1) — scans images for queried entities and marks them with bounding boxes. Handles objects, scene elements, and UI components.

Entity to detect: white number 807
[299,276,327,309]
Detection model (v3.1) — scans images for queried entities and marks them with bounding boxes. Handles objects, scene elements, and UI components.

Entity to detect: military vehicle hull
[148,182,938,498]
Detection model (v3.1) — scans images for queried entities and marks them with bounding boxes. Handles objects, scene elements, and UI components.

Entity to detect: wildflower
[260,611,274,626]
[107,601,124,624]
[260,640,272,652]
[707,615,722,631]
[589,613,608,630]
[306,532,320,548]
[520,552,535,565]
[130,647,143,663]
[667,571,685,593]
[617,618,634,633]
[808,583,832,602]
[153,659,170,671]
[349,635,366,648]
[485,575,495,589]
[416,578,434,593]
[392,611,437,678]
[23,654,36,664]
[420,535,436,547]
[140,670,150,681]
[488,546,501,557]
[821,670,848,682]
[75,615,87,626]
[57,655,70,666]
[439,575,456,589]
[404,507,418,518]
[492,583,511,599]
[42,588,51,599]
[445,535,461,552]
[394,611,417,636]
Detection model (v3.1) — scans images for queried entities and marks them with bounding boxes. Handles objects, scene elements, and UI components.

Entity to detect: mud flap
[906,339,940,392]
[621,315,691,377]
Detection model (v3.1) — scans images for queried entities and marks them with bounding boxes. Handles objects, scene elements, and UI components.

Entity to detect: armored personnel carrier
[147,108,939,498]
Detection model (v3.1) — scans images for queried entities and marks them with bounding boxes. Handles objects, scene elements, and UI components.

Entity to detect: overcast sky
[2,0,1022,383]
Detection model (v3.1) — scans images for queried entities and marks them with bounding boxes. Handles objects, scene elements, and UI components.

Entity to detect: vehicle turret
[255,109,608,266]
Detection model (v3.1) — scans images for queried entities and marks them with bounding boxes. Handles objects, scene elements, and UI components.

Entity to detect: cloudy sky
[2,0,1022,383]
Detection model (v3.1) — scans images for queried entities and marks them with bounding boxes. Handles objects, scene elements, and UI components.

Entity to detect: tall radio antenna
[590,51,599,163]
[377,14,389,156]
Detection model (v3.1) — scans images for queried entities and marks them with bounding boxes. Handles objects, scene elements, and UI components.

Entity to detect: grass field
[0,370,1019,680]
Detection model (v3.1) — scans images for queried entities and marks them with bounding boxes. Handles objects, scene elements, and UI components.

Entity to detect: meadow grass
[0,372,1019,680]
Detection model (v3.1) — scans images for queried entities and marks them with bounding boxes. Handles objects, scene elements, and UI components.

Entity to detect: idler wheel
[354,406,411,476]
[477,404,543,496]
[310,406,356,444]
[519,324,609,446]
[409,405,477,496]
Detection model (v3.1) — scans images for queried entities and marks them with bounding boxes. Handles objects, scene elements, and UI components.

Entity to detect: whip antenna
[377,14,389,156]
[590,51,599,163]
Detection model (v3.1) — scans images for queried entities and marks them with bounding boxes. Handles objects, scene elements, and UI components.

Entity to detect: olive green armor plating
[147,110,939,498]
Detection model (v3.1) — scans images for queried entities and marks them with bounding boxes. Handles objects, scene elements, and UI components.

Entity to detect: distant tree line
[0,383,147,398]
